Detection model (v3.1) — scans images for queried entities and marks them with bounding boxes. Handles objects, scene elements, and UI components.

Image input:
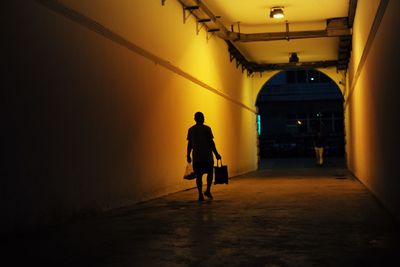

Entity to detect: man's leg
[319,148,324,165]
[204,167,213,199]
[314,147,319,165]
[196,174,204,201]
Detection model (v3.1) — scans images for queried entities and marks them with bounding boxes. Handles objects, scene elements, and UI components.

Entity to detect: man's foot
[204,191,213,199]
[198,194,205,202]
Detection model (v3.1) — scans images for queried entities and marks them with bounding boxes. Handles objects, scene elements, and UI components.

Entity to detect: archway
[255,68,345,162]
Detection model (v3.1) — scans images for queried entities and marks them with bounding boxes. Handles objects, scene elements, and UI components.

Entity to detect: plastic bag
[183,163,196,180]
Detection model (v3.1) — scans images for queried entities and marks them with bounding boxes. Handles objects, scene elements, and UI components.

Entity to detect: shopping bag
[214,159,228,184]
[183,163,196,180]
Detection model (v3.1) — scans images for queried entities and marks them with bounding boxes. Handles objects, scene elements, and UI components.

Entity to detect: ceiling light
[270,7,284,19]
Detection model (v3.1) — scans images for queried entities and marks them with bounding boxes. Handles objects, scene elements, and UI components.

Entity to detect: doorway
[256,69,345,163]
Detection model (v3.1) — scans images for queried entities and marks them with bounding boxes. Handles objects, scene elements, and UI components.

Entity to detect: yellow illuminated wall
[3,0,257,232]
[346,0,400,220]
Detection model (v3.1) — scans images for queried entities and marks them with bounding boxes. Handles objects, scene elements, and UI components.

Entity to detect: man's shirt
[187,124,214,163]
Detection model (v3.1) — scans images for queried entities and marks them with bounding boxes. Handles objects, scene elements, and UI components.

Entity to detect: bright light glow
[310,77,315,81]
[257,115,261,135]
[270,7,284,19]
[273,13,284,19]
[297,120,302,125]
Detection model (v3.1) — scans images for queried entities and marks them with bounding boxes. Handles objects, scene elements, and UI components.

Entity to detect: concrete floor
[4,158,400,266]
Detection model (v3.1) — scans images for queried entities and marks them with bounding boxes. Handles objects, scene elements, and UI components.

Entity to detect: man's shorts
[193,161,213,176]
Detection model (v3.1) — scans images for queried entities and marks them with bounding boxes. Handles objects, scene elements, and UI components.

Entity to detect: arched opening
[256,68,345,164]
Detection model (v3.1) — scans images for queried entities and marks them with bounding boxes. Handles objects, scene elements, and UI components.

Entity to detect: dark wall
[347,0,400,221]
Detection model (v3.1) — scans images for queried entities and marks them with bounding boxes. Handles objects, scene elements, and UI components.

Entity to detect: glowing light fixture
[270,7,284,19]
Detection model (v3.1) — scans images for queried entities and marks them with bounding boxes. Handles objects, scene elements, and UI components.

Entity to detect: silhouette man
[187,112,221,201]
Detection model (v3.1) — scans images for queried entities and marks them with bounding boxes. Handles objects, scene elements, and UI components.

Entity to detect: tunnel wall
[346,0,400,221]
[3,0,257,233]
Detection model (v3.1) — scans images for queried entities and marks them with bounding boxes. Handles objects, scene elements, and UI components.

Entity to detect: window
[308,70,320,83]
[286,71,296,83]
[297,70,307,83]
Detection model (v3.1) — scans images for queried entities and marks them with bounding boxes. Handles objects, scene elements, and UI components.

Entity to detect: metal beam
[223,28,351,42]
[221,18,351,42]
[195,0,231,39]
[252,60,339,72]
[348,0,358,27]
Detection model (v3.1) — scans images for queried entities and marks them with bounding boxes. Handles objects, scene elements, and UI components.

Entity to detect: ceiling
[178,0,356,74]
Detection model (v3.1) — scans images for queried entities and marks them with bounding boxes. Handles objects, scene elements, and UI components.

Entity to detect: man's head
[194,112,204,124]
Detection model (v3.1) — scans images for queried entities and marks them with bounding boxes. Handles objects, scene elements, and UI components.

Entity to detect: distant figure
[187,112,221,202]
[314,132,325,166]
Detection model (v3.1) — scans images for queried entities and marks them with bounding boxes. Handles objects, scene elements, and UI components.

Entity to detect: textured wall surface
[3,0,257,233]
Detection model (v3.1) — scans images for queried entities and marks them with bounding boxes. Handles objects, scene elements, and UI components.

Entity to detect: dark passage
[256,69,345,159]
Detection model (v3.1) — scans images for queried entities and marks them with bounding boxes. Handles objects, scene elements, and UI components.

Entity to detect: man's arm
[187,140,192,163]
[211,140,221,160]
[208,128,221,160]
